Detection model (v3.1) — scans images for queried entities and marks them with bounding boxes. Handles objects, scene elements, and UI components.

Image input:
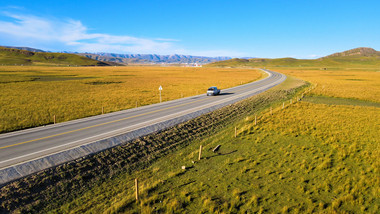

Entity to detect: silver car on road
[207,86,221,96]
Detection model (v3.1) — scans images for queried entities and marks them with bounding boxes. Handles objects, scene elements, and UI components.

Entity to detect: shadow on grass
[207,150,238,159]
[177,180,196,189]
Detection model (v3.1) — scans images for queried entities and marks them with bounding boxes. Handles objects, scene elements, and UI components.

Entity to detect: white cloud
[307,54,321,59]
[0,11,242,57]
[0,12,179,54]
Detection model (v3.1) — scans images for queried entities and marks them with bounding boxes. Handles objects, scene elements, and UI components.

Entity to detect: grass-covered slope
[0,47,111,66]
[50,76,378,213]
[1,67,379,213]
[207,47,380,68]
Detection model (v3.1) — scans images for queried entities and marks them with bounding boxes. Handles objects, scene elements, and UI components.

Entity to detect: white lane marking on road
[0,72,284,167]
[0,69,274,139]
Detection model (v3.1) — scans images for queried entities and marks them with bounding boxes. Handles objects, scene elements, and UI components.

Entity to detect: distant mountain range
[77,53,232,64]
[1,46,233,65]
[2,46,379,67]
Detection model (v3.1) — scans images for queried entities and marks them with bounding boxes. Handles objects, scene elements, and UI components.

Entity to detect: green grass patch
[85,81,123,85]
[32,75,93,82]
[303,95,380,107]
[344,78,367,81]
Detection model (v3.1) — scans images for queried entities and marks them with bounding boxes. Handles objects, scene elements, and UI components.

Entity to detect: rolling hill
[2,46,46,53]
[207,47,380,68]
[0,47,115,66]
[323,47,380,58]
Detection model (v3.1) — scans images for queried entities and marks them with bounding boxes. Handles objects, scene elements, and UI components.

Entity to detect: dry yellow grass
[0,66,261,133]
[273,68,380,102]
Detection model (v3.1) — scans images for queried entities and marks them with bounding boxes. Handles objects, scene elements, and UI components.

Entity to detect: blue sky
[0,0,379,58]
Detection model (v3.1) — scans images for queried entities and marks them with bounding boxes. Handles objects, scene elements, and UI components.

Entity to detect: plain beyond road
[0,69,285,184]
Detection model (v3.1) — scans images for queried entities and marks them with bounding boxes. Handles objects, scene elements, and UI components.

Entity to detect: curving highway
[0,69,285,183]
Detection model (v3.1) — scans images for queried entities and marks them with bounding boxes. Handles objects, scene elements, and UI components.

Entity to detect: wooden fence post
[199,145,202,160]
[135,178,139,202]
[213,145,221,153]
[282,102,285,109]
[102,106,104,114]
[53,115,56,124]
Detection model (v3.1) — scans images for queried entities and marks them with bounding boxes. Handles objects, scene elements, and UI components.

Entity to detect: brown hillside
[324,47,379,58]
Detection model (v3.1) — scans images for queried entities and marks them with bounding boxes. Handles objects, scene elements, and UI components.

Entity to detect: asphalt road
[0,69,286,170]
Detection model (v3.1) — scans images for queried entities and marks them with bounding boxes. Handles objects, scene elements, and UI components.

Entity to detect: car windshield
[208,87,215,90]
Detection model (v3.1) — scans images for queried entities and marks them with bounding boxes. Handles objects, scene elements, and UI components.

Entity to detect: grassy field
[1,64,379,213]
[273,68,380,103]
[0,72,303,213]
[207,49,380,102]
[0,66,261,133]
[44,68,379,213]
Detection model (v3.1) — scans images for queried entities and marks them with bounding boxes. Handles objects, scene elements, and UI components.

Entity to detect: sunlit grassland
[49,68,379,213]
[49,75,308,213]
[0,66,261,133]
[271,67,380,103]
[208,56,380,102]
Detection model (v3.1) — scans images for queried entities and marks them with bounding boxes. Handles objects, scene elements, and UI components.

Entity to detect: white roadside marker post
[159,85,163,103]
